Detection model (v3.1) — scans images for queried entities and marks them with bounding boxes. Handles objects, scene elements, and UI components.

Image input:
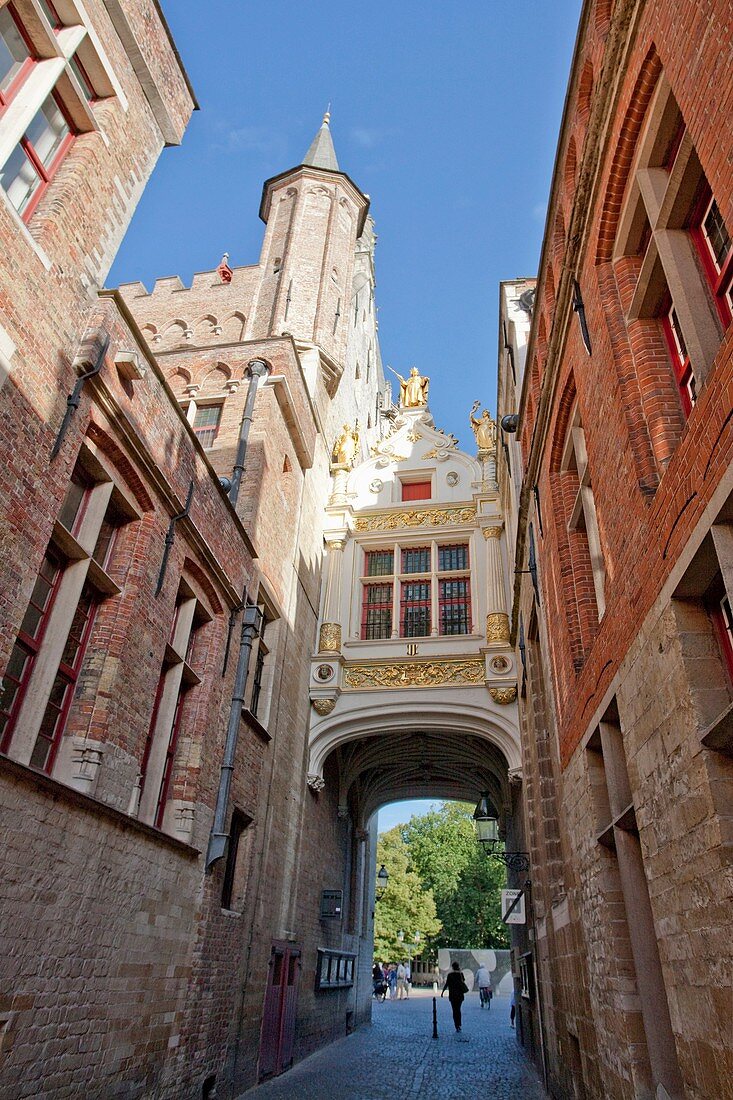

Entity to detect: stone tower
[248,111,371,401]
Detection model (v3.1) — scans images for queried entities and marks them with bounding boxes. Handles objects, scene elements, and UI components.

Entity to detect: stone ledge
[242,708,272,743]
[0,753,201,859]
[700,700,733,753]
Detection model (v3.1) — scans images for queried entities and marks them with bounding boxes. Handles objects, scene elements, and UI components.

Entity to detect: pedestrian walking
[510,988,516,1027]
[396,962,408,999]
[387,964,398,999]
[441,962,469,1032]
[404,959,411,997]
[475,964,492,1008]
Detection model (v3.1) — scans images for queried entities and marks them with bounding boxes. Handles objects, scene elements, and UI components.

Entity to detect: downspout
[50,333,110,460]
[206,601,263,871]
[229,358,269,505]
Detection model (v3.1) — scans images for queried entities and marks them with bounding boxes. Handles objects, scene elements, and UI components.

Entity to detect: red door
[258,942,301,1080]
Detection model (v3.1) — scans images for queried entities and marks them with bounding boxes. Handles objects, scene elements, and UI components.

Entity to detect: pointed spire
[303,107,340,172]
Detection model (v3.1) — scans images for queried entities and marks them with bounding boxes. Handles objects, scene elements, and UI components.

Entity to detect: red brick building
[0,2,389,1088]
[499,1,733,1098]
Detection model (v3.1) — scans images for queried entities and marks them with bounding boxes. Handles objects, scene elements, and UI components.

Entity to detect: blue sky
[108,0,582,448]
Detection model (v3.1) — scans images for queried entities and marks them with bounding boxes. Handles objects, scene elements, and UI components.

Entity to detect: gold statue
[470,401,497,453]
[388,366,429,408]
[332,423,359,468]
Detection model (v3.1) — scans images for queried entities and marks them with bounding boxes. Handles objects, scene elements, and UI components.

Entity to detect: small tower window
[192,404,222,450]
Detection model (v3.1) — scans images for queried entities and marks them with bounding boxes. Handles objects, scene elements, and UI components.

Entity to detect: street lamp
[376,864,389,899]
[397,929,421,960]
[473,794,530,874]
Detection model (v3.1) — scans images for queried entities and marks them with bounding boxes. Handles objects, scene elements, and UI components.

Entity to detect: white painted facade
[307,400,522,822]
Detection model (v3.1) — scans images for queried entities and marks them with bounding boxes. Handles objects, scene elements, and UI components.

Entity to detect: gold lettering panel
[343,658,485,690]
[354,506,476,533]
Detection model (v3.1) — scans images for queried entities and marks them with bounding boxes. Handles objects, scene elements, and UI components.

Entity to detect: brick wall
[507,1,733,1097]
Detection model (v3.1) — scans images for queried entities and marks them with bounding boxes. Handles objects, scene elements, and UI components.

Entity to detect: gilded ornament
[332,424,359,468]
[489,685,517,705]
[343,657,485,690]
[312,697,336,716]
[388,366,429,407]
[314,664,335,682]
[470,402,497,453]
[354,505,475,533]
[482,526,503,540]
[486,613,510,644]
[318,623,342,653]
[489,655,511,674]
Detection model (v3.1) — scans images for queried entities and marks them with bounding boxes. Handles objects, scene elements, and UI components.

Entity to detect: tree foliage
[373,827,441,961]
[375,802,509,956]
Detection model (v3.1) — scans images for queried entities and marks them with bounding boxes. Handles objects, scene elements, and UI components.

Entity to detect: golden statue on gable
[388,366,429,408]
[470,401,497,453]
[332,423,359,468]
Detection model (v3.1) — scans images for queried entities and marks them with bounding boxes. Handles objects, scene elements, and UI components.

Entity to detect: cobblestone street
[243,990,546,1099]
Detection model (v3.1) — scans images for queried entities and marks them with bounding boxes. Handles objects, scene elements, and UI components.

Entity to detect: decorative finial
[323,103,331,126]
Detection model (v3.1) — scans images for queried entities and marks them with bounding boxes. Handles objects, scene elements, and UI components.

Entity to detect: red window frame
[364,549,394,577]
[661,301,696,417]
[37,0,63,30]
[69,53,97,103]
[0,5,36,110]
[400,580,431,638]
[401,480,431,502]
[361,582,393,640]
[16,92,76,222]
[138,669,166,791]
[438,577,472,636]
[437,543,469,572]
[0,551,63,752]
[401,546,430,574]
[29,581,98,773]
[153,684,188,827]
[192,403,223,450]
[691,189,733,328]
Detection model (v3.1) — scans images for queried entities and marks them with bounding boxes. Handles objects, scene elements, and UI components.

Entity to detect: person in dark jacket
[441,962,468,1032]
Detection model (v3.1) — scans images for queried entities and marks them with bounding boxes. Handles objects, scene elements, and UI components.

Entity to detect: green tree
[373,827,441,961]
[401,802,509,950]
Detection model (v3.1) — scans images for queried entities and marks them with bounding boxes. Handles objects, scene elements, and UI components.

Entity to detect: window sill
[241,707,271,742]
[700,700,733,753]
[0,752,200,858]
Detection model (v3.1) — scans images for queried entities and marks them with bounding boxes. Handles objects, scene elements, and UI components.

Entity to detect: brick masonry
[0,11,389,1094]
[500,1,733,1098]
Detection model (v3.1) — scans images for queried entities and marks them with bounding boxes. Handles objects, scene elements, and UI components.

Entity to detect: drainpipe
[50,334,110,460]
[206,601,263,871]
[229,358,269,505]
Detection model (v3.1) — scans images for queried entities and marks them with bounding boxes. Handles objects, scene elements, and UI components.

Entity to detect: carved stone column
[484,525,510,645]
[319,536,345,653]
[329,463,349,506]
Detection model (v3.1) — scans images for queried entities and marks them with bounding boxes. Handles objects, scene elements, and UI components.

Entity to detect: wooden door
[258,942,301,1080]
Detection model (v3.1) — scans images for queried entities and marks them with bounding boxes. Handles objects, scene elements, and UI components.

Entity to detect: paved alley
[244,990,546,1099]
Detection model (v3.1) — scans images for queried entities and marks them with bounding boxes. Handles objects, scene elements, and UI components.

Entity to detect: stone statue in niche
[389,366,429,407]
[332,423,359,468]
[470,402,497,453]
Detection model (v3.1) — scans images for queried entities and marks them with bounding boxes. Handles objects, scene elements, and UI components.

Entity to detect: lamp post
[397,929,421,961]
[473,794,530,873]
[376,864,389,899]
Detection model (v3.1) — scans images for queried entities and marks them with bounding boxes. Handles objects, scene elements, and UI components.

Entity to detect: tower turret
[248,113,370,380]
